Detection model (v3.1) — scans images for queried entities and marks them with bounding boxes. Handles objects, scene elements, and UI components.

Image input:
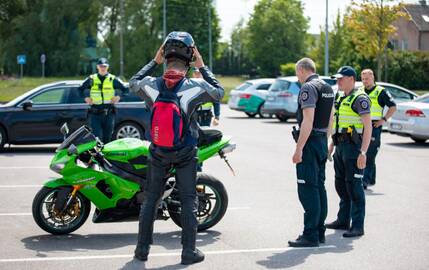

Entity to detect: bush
[280,63,296,76]
[388,51,429,90]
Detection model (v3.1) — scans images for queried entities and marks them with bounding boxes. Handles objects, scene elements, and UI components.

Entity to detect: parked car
[262,76,337,122]
[228,78,275,118]
[388,93,429,144]
[0,81,150,150]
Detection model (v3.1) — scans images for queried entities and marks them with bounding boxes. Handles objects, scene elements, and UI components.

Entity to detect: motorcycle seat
[198,129,222,147]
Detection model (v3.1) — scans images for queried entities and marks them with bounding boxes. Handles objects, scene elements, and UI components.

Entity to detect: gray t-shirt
[352,95,371,115]
[298,83,318,109]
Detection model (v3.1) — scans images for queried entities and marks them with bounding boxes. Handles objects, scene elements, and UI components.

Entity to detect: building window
[401,39,408,50]
[391,39,399,50]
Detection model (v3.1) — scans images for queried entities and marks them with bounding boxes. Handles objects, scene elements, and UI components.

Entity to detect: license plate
[267,96,275,101]
[391,123,402,130]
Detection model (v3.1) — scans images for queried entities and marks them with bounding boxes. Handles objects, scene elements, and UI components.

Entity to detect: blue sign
[17,55,26,65]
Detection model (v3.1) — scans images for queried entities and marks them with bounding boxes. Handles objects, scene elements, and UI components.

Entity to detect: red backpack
[150,78,186,148]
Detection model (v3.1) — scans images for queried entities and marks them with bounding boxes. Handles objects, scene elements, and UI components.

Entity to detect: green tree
[346,0,407,79]
[246,0,308,76]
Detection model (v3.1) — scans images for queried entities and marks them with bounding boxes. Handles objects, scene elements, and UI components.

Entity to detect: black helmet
[97,58,109,66]
[163,31,195,63]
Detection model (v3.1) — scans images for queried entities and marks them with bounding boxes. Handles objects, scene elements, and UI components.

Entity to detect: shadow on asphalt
[386,142,429,149]
[256,230,356,269]
[225,116,262,120]
[0,146,56,155]
[365,188,385,196]
[22,230,221,258]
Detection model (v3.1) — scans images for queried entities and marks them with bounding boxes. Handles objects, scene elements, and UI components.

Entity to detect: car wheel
[114,122,144,140]
[276,114,289,122]
[0,126,7,151]
[257,104,272,118]
[411,137,427,144]
[245,112,257,118]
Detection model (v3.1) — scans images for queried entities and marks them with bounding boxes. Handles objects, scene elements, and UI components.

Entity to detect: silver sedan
[388,93,429,144]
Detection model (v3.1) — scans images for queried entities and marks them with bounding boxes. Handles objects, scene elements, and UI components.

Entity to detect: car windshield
[415,94,429,104]
[269,80,290,92]
[235,82,252,91]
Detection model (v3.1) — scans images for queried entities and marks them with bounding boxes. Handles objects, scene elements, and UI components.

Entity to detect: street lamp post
[119,0,124,77]
[324,0,329,76]
[208,0,213,70]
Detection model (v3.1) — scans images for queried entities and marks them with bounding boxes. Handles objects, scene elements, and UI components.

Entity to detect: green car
[228,79,275,118]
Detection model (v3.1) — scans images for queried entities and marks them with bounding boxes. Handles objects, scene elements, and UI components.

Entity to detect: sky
[216,0,421,41]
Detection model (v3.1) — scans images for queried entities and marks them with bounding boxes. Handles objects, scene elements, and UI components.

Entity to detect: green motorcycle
[32,124,236,235]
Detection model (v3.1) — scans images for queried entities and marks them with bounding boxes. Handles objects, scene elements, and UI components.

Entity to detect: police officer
[78,58,128,143]
[288,58,334,247]
[192,67,220,127]
[360,69,396,189]
[326,66,372,238]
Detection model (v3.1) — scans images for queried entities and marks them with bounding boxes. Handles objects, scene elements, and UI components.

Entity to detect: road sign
[40,54,46,64]
[17,55,26,65]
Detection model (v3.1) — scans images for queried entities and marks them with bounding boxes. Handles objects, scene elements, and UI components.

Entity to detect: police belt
[89,105,114,115]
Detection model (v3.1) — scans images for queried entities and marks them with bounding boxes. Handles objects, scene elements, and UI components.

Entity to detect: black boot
[343,228,364,238]
[319,234,326,244]
[288,235,319,248]
[181,248,205,265]
[325,220,350,230]
[134,245,150,261]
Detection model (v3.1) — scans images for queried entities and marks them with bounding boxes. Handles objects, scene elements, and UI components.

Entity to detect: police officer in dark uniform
[289,58,334,247]
[326,66,373,238]
[78,58,128,143]
[360,69,396,189]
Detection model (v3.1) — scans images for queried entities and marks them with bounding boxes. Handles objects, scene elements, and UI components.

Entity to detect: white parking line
[0,167,46,169]
[228,206,251,210]
[0,213,32,216]
[0,246,336,263]
[0,185,42,188]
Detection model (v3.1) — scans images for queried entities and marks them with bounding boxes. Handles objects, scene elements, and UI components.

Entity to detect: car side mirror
[22,101,33,110]
[67,144,78,155]
[60,123,70,137]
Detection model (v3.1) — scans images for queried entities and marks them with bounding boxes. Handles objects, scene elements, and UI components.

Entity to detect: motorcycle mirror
[60,123,69,137]
[67,144,78,155]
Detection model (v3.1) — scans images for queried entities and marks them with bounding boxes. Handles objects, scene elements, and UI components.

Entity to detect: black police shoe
[343,228,364,238]
[134,245,150,261]
[181,248,205,265]
[288,235,319,248]
[325,220,350,230]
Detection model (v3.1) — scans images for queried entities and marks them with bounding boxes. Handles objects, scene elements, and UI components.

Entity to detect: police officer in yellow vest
[360,69,396,189]
[192,67,220,127]
[78,58,128,143]
[326,66,372,238]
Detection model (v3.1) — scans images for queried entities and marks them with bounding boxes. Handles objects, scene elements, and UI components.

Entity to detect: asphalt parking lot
[1,105,429,270]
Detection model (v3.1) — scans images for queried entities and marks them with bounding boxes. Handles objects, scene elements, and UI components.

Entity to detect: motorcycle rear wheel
[168,173,228,232]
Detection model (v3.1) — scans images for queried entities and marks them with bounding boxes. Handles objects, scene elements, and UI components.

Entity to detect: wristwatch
[360,151,366,156]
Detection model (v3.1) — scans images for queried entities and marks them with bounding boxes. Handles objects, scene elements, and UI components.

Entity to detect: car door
[64,87,90,131]
[11,87,70,143]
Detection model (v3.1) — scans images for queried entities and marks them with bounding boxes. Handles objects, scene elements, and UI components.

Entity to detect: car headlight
[50,163,66,174]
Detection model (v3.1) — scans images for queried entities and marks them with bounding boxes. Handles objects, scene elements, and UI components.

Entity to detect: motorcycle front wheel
[168,173,228,232]
[32,187,91,235]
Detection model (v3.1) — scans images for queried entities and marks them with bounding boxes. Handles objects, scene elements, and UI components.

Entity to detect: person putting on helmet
[129,32,224,265]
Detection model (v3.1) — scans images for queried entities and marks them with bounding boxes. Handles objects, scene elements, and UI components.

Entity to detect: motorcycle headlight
[50,163,66,174]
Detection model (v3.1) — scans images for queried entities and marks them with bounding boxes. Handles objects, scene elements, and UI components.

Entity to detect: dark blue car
[0,81,150,150]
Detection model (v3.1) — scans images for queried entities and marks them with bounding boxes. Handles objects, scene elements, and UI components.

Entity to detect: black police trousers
[363,126,382,186]
[136,144,199,251]
[88,107,115,144]
[333,141,366,230]
[295,132,328,242]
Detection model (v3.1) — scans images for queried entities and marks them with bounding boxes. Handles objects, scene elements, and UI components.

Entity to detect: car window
[31,88,68,104]
[235,82,252,91]
[256,84,271,90]
[322,78,337,86]
[269,80,290,92]
[120,92,143,102]
[68,87,85,104]
[385,87,413,101]
[415,95,429,103]
[289,82,301,94]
